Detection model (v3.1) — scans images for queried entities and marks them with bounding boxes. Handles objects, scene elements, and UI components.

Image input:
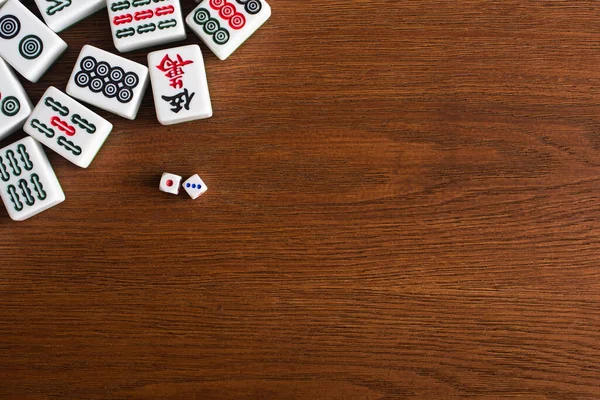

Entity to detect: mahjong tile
[24,86,113,168]
[0,0,67,82]
[107,0,186,53]
[33,0,106,33]
[0,136,65,221]
[0,56,32,141]
[66,45,149,120]
[148,44,212,125]
[186,0,270,60]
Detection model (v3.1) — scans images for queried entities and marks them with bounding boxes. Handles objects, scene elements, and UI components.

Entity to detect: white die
[33,0,106,33]
[0,56,32,141]
[186,0,271,60]
[159,172,181,195]
[66,45,149,120]
[148,45,212,125]
[24,87,113,168]
[106,0,186,53]
[0,0,67,82]
[0,136,65,221]
[183,174,207,199]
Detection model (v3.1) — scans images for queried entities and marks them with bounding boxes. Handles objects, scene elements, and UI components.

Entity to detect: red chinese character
[156,54,194,89]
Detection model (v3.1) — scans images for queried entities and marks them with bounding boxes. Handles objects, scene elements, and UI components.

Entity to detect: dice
[159,173,208,199]
[24,87,113,168]
[159,172,182,195]
[186,0,271,60]
[106,0,186,53]
[0,56,32,141]
[66,45,149,120]
[0,0,67,82]
[0,136,65,221]
[182,174,207,199]
[148,45,212,125]
[33,0,106,33]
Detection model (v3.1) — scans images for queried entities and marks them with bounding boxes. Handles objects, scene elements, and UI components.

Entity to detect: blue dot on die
[186,183,191,188]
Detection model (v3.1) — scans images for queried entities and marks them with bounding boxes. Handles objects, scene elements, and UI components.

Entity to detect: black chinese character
[161,89,195,114]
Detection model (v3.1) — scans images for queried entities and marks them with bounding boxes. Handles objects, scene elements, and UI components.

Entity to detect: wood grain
[1,0,599,398]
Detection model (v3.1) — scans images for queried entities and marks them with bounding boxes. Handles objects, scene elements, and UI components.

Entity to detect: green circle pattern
[204,19,220,35]
[214,28,230,45]
[194,8,210,25]
[19,35,43,60]
[1,96,20,117]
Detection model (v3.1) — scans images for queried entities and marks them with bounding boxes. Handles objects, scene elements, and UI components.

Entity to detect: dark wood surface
[1,1,600,398]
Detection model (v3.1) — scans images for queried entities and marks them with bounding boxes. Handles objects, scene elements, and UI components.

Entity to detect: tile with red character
[148,45,213,126]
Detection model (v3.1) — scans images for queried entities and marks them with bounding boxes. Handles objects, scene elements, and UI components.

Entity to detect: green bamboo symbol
[7,185,23,212]
[71,114,96,134]
[45,0,72,15]
[0,156,9,182]
[158,19,177,29]
[111,1,131,12]
[137,23,156,34]
[132,0,151,7]
[18,179,34,206]
[16,144,33,171]
[57,137,82,156]
[44,96,69,116]
[31,174,46,201]
[116,27,135,38]
[5,150,21,176]
[31,119,55,138]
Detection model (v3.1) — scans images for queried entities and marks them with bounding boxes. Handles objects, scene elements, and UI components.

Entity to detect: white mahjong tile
[0,0,67,82]
[148,45,212,125]
[107,0,186,53]
[0,56,32,141]
[66,45,149,120]
[186,0,271,60]
[0,136,65,221]
[24,87,113,168]
[33,0,106,33]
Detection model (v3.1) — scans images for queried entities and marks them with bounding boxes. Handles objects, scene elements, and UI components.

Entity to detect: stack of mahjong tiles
[0,0,271,221]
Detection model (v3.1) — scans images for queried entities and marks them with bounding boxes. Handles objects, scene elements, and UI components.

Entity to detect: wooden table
[1,1,599,398]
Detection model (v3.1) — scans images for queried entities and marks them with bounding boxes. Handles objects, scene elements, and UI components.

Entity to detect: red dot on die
[166,180,173,187]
